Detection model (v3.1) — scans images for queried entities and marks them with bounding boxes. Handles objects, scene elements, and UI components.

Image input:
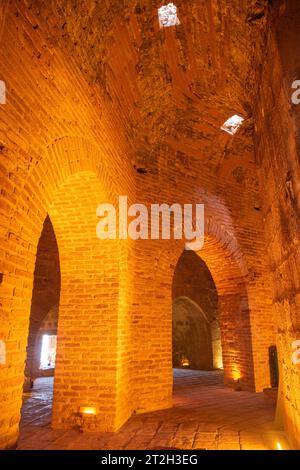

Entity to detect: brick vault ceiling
[25,0,270,174]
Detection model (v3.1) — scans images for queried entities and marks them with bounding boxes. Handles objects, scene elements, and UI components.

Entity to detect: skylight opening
[221,115,244,135]
[158,3,180,28]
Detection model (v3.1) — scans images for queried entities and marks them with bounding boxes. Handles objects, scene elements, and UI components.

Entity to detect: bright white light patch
[221,115,244,135]
[158,3,180,28]
[79,406,97,416]
[40,334,57,369]
[0,81,6,104]
[0,340,6,365]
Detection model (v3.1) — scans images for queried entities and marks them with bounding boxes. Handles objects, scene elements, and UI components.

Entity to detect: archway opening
[172,250,223,376]
[15,169,129,442]
[21,215,60,427]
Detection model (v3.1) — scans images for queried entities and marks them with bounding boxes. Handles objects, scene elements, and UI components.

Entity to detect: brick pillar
[0,236,37,449]
[49,172,130,432]
[131,230,259,412]
[0,168,133,448]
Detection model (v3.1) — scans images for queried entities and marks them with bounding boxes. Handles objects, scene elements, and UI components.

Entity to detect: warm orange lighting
[232,369,241,381]
[79,406,96,416]
[276,442,282,450]
[180,357,190,368]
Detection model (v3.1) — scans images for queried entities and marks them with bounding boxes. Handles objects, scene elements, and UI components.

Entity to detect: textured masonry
[1,0,297,450]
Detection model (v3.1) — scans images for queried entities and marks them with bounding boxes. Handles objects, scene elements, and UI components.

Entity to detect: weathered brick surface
[253,0,300,449]
[0,0,279,449]
[0,1,135,447]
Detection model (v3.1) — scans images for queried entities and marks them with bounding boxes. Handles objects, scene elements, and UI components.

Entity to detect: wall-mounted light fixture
[232,369,241,382]
[79,406,97,416]
[180,356,190,368]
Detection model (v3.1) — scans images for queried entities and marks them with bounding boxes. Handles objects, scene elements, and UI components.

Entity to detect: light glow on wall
[79,406,97,416]
[232,369,241,381]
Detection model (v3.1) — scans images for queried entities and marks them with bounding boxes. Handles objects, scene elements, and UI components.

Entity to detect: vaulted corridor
[1,0,300,454]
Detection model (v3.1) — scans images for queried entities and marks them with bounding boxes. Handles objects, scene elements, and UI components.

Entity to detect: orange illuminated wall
[0,0,279,450]
[0,2,136,447]
[254,0,300,448]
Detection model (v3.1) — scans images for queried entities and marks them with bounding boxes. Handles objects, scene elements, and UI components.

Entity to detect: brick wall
[0,0,278,450]
[254,0,300,448]
[0,2,135,448]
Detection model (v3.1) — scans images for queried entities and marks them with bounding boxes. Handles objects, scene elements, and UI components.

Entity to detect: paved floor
[18,369,280,450]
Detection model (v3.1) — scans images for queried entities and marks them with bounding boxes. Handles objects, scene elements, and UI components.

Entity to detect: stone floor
[17,369,283,450]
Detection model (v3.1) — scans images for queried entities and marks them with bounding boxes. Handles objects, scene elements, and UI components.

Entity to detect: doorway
[172,250,223,375]
[21,216,60,427]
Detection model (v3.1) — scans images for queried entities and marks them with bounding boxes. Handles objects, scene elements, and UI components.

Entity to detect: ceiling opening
[221,115,244,135]
[158,3,180,28]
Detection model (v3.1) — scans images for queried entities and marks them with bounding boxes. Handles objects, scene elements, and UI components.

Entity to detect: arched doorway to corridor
[171,249,224,409]
[1,148,135,448]
[21,216,60,427]
[172,250,223,372]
